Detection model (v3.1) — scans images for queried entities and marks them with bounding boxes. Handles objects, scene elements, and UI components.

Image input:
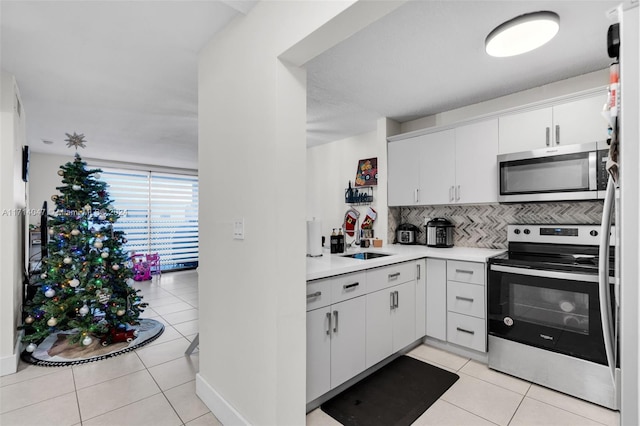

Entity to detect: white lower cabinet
[426,258,488,353]
[365,280,416,368]
[306,295,366,403]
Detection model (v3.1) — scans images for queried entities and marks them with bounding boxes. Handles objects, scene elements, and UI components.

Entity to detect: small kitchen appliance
[396,223,419,245]
[426,218,454,247]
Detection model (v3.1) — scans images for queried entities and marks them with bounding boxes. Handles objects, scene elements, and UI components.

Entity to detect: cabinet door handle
[343,282,359,290]
[333,310,339,332]
[456,327,475,335]
[390,292,395,310]
[388,272,400,281]
[545,127,550,146]
[394,291,399,308]
[456,185,461,201]
[555,125,560,145]
[416,264,421,280]
[414,189,419,203]
[455,269,474,274]
[449,186,454,202]
[326,312,331,335]
[307,291,321,299]
[456,296,474,303]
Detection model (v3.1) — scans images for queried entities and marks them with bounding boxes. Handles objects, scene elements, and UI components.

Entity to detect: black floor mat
[321,355,459,426]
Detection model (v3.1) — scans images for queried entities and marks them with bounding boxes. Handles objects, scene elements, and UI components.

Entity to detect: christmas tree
[20,133,147,349]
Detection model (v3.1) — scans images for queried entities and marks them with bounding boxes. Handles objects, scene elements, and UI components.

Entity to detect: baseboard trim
[1,335,22,376]
[196,373,250,425]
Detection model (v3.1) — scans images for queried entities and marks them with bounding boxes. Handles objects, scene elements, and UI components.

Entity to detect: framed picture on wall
[355,157,377,187]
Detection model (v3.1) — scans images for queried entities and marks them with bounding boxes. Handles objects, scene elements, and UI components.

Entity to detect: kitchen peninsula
[305,244,504,410]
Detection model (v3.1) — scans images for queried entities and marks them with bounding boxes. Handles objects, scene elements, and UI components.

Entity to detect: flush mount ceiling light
[486,11,560,57]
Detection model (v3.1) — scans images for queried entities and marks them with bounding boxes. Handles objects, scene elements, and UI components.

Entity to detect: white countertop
[306,244,505,281]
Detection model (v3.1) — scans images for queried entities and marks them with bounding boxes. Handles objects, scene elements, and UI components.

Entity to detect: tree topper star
[65,132,87,150]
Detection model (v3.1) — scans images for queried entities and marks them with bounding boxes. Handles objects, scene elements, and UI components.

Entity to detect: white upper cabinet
[499,92,608,154]
[417,129,456,205]
[388,121,497,206]
[454,119,499,204]
[552,94,610,146]
[498,107,552,154]
[388,136,422,206]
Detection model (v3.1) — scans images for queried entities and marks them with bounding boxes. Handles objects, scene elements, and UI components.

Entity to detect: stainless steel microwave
[498,141,609,203]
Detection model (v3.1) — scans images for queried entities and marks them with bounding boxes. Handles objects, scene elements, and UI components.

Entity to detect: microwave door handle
[599,175,616,384]
[588,151,597,190]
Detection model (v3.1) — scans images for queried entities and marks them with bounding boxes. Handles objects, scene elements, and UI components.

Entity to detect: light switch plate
[233,218,245,240]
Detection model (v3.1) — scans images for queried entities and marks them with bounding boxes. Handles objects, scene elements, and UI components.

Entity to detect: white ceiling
[1,1,620,168]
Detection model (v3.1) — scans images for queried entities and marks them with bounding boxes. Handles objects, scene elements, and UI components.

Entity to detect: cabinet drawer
[447,312,486,352]
[447,281,485,319]
[306,279,332,311]
[447,260,485,285]
[367,262,416,293]
[331,272,367,304]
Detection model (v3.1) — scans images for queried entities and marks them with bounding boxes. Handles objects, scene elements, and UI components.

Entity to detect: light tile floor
[307,344,621,426]
[0,270,219,426]
[1,270,621,426]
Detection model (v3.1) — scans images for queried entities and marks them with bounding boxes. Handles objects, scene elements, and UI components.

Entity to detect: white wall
[0,71,27,375]
[400,69,609,134]
[306,130,379,243]
[28,152,67,226]
[196,1,405,423]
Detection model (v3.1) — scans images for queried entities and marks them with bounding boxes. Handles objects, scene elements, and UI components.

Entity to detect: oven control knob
[514,229,521,235]
[590,230,598,237]
[524,229,531,235]
[504,317,514,327]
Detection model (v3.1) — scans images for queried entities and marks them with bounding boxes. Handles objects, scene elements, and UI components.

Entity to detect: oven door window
[511,284,589,335]
[488,268,608,365]
[500,152,593,195]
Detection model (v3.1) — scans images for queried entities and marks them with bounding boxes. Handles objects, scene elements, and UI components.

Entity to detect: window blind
[98,167,199,271]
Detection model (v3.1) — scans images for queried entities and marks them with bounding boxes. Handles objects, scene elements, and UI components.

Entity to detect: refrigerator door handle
[599,175,616,383]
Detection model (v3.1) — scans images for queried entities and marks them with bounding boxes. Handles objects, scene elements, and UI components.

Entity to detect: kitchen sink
[341,252,392,260]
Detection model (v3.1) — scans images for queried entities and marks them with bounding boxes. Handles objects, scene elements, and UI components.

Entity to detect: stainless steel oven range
[488,224,619,410]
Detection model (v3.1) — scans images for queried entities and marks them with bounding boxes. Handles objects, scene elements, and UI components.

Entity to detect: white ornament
[82,336,93,346]
[126,278,134,286]
[94,240,103,249]
[71,229,80,236]
[79,304,89,316]
[69,278,80,288]
[72,184,81,191]
[94,173,101,179]
[84,204,92,213]
[63,257,72,264]
[47,317,57,327]
[101,252,109,259]
[48,228,55,236]
[40,273,47,279]
[98,214,107,221]
[57,170,64,176]
[26,343,37,353]
[25,316,34,324]
[112,264,120,271]
[116,309,125,316]
[44,288,55,298]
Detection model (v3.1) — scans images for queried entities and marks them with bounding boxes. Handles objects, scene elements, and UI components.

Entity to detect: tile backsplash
[388,201,605,249]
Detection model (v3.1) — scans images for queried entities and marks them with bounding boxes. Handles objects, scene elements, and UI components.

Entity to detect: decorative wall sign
[355,158,377,187]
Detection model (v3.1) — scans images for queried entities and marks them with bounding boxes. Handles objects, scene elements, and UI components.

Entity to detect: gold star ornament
[65,132,87,150]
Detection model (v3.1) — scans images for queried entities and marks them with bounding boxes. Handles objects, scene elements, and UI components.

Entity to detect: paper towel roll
[307,220,323,257]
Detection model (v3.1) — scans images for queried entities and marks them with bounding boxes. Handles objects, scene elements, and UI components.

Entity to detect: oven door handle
[490,264,613,284]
